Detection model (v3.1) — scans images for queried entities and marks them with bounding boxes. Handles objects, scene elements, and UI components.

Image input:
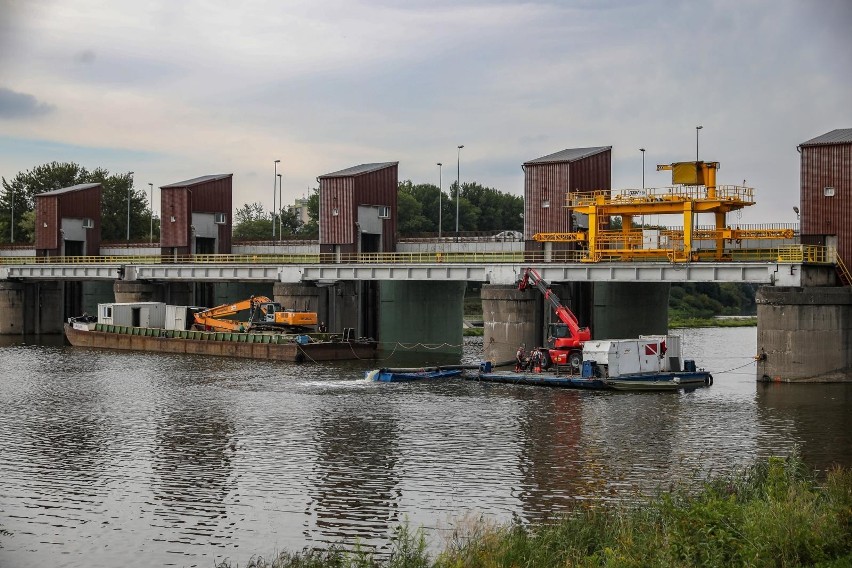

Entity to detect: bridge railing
[0,246,833,266]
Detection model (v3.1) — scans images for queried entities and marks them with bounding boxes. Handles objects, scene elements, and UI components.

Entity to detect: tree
[0,161,147,243]
[233,202,273,240]
[296,190,319,238]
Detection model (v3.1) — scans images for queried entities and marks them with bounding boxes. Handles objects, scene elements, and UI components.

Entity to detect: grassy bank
[215,455,852,568]
[670,316,757,328]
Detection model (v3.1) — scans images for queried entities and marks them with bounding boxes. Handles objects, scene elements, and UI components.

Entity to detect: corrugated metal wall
[319,164,398,252]
[355,165,398,253]
[523,149,611,250]
[801,143,852,268]
[35,196,59,251]
[189,176,233,253]
[34,185,102,255]
[319,178,356,247]
[159,176,233,253]
[161,187,191,248]
[525,162,570,239]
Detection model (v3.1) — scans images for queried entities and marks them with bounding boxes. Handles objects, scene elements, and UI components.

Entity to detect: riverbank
[215,455,852,567]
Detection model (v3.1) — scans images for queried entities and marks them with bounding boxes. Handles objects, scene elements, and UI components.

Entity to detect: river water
[0,327,850,568]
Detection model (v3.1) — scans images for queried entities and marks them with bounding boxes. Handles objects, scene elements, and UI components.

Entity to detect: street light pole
[456,145,464,236]
[277,173,283,240]
[639,148,646,189]
[149,183,154,243]
[696,125,703,163]
[273,159,280,238]
[10,182,14,243]
[127,171,134,242]
[437,162,442,238]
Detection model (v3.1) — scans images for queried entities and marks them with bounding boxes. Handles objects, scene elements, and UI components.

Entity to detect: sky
[1,0,850,225]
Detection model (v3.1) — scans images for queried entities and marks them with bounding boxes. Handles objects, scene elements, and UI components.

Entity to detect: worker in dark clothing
[318,321,328,333]
[515,344,526,372]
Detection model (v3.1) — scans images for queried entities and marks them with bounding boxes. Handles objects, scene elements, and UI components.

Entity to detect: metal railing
[567,185,756,207]
[0,245,836,266]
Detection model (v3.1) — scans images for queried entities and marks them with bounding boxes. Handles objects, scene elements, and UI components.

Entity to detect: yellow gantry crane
[534,160,793,263]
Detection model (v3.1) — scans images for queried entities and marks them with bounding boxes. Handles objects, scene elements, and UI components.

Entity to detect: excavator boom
[193,295,317,332]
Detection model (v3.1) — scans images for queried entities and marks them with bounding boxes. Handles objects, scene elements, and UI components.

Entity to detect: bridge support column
[757,286,852,382]
[114,281,162,303]
[274,282,322,316]
[592,282,669,339]
[380,281,465,355]
[482,284,540,364]
[0,281,64,335]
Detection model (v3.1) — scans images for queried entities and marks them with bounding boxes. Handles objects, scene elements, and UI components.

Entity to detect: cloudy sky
[1,0,850,225]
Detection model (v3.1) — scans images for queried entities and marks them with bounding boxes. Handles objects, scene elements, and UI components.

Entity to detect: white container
[98,302,166,328]
[165,305,201,330]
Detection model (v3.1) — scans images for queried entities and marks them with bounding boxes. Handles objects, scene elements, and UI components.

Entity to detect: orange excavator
[518,268,591,371]
[193,295,318,333]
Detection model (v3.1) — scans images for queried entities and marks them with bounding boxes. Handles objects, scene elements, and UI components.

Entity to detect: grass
[670,316,757,328]
[215,455,852,568]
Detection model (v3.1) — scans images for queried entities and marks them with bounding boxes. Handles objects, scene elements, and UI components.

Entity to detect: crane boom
[518,268,591,371]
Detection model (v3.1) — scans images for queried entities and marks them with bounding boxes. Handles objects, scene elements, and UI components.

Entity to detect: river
[0,327,850,567]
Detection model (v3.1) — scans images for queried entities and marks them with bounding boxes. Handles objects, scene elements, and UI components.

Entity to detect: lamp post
[10,182,14,243]
[695,125,703,163]
[456,145,464,236]
[277,173,283,240]
[127,171,134,242]
[273,159,280,238]
[436,162,443,238]
[639,148,646,189]
[148,183,154,243]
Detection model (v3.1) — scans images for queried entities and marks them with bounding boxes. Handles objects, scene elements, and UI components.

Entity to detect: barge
[473,336,713,391]
[64,301,376,363]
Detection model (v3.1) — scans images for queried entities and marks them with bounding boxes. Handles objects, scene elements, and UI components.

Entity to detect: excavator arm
[193,295,273,332]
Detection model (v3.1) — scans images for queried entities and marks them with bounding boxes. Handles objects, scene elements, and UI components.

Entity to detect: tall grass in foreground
[216,455,852,568]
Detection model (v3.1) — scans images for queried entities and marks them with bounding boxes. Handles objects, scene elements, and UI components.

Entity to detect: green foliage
[0,161,149,243]
[396,180,522,236]
[215,456,852,568]
[297,190,319,238]
[669,282,758,320]
[234,202,274,240]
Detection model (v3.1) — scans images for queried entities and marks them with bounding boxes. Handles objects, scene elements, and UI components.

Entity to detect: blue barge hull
[470,372,608,390]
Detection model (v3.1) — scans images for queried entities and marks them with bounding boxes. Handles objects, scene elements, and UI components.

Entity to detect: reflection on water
[0,328,850,567]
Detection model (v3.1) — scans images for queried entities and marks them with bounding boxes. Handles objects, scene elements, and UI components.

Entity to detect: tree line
[1,162,153,243]
[2,161,524,242]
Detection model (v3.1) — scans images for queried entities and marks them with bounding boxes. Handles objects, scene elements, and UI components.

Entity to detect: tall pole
[148,183,154,243]
[696,125,702,163]
[639,148,645,189]
[437,162,442,238]
[10,183,13,243]
[273,159,280,238]
[277,173,283,240]
[456,145,463,236]
[127,171,134,242]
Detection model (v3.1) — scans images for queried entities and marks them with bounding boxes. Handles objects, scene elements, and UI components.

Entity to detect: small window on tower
[824,187,835,197]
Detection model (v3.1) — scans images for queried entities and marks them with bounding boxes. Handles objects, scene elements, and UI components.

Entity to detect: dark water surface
[0,327,850,567]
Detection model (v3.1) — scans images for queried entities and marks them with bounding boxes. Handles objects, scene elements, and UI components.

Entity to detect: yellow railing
[0,246,835,266]
[567,185,756,208]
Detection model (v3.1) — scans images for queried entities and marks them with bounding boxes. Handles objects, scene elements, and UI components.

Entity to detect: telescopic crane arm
[518,268,590,344]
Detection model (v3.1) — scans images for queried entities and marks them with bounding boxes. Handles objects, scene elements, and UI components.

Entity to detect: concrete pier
[0,281,64,335]
[592,282,669,339]
[379,281,465,355]
[757,286,852,382]
[482,284,541,363]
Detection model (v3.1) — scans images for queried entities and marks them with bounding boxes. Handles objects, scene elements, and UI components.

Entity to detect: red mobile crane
[518,268,591,371]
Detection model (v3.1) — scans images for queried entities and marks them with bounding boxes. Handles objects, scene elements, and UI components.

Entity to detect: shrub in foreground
[216,456,852,568]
